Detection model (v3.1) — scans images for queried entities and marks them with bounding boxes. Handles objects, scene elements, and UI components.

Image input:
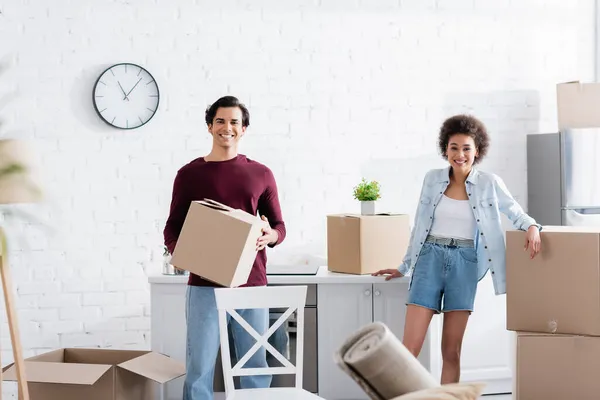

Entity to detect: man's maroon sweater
[163,154,286,287]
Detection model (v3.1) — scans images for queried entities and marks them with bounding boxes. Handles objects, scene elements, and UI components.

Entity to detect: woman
[373,114,542,384]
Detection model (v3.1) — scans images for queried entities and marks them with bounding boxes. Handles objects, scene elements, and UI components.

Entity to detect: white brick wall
[0,0,596,396]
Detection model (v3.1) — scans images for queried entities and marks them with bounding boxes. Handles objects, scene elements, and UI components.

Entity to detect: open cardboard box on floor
[170,198,267,287]
[327,214,411,275]
[2,348,185,400]
[506,226,600,336]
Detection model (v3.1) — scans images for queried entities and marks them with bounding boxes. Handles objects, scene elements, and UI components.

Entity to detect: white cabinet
[149,270,512,400]
[316,283,373,400]
[149,278,418,400]
[150,282,187,400]
[317,282,432,400]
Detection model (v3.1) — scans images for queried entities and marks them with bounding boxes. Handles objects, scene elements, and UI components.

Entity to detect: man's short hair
[205,96,250,128]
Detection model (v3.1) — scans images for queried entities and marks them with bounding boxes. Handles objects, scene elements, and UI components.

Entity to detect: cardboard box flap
[118,352,186,383]
[194,201,263,229]
[196,199,264,226]
[3,361,111,385]
[198,198,234,212]
[26,348,64,362]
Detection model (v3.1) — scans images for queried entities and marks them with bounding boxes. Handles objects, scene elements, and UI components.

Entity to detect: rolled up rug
[389,382,486,400]
[334,321,439,400]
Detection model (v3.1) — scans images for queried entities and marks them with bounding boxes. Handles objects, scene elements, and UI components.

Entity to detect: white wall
[0,0,596,395]
[596,0,600,80]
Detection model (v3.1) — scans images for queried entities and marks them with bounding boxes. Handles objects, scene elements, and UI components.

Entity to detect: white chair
[214,285,326,399]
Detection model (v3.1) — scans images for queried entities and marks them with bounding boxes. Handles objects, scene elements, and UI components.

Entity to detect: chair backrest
[214,285,308,395]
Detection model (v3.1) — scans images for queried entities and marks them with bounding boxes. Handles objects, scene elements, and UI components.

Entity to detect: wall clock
[92,63,160,129]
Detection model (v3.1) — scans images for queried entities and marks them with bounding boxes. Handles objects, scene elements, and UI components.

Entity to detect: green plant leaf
[352,178,381,202]
[0,162,27,177]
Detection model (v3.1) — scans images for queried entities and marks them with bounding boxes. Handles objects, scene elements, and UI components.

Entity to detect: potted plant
[352,178,381,215]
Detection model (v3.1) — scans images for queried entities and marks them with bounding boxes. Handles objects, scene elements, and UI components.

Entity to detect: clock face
[92,63,160,129]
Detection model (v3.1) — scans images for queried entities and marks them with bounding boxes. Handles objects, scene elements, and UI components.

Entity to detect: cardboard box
[515,332,600,400]
[506,226,600,336]
[327,214,410,275]
[171,199,267,287]
[557,81,600,130]
[2,348,185,400]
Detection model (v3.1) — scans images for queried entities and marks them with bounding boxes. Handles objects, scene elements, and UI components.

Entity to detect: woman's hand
[371,269,404,281]
[525,225,541,259]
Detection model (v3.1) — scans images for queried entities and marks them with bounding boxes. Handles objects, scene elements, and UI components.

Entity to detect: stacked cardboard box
[506,81,600,400]
[506,227,600,399]
[326,214,411,275]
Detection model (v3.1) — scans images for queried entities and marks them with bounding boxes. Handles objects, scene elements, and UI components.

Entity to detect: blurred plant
[0,59,45,230]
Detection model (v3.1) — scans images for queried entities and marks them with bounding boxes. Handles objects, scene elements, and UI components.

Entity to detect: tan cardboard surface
[116,369,156,400]
[27,374,114,400]
[506,227,600,336]
[557,81,600,130]
[327,214,410,275]
[3,361,110,384]
[171,199,266,287]
[516,333,600,400]
[118,351,186,383]
[327,215,361,273]
[65,348,147,364]
[26,348,64,362]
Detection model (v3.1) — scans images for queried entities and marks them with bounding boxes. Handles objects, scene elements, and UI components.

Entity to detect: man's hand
[371,269,404,281]
[256,216,278,251]
[525,225,542,259]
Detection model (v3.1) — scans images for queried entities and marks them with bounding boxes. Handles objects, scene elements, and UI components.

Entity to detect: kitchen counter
[148,265,410,285]
[150,264,505,399]
[148,265,423,400]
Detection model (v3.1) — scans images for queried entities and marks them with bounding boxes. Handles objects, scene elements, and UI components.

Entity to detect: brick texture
[0,0,596,396]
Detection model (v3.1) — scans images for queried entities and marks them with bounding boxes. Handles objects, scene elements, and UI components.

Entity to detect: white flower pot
[361,201,376,215]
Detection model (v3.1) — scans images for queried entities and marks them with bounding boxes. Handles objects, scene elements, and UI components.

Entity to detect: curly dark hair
[205,96,250,128]
[438,114,489,164]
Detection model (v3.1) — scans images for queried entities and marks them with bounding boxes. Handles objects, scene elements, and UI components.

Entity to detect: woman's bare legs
[440,311,470,384]
[402,304,435,357]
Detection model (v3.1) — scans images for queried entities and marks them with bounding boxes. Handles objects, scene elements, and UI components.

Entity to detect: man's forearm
[163,223,180,254]
[269,225,286,247]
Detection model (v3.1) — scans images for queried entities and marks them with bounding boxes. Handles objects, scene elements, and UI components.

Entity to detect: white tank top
[429,195,477,240]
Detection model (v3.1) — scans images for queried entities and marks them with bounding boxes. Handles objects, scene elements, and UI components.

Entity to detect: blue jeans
[407,240,479,313]
[183,286,271,400]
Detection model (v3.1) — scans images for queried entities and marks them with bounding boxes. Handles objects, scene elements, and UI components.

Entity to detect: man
[163,96,286,400]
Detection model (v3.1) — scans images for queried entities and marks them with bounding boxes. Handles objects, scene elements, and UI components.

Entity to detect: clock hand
[125,78,143,98]
[117,81,130,101]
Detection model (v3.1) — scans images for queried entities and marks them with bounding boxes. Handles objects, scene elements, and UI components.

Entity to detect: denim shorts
[407,237,479,313]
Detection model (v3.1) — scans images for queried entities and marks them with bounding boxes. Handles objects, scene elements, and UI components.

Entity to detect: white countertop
[147,265,410,285]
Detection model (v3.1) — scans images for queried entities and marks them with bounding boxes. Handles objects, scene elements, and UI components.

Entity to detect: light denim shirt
[398,166,541,295]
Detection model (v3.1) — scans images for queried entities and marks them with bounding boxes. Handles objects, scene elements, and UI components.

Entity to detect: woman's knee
[441,345,461,365]
[403,342,422,358]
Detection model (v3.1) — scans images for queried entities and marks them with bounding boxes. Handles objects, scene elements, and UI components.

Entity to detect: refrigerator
[527,128,600,227]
